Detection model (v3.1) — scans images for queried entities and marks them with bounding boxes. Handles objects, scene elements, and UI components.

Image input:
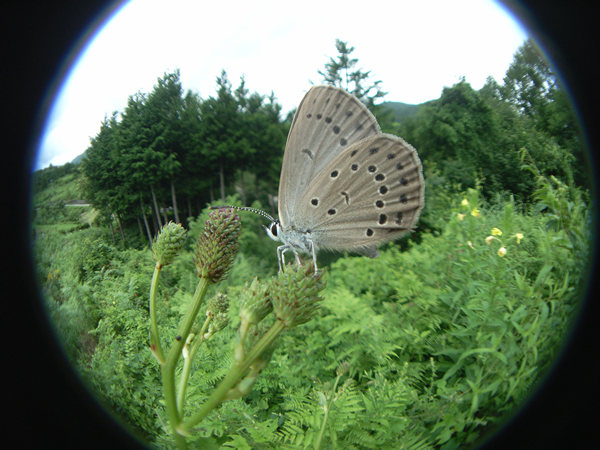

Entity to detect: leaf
[223,435,252,449]
[533,264,553,290]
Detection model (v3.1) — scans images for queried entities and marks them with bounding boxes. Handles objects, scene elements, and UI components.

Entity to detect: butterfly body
[266,221,318,268]
[267,85,425,271]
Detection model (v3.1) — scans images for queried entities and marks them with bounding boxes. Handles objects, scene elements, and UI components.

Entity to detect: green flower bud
[336,361,350,377]
[194,209,241,283]
[152,221,187,267]
[271,263,325,328]
[207,292,230,316]
[205,311,229,338]
[205,293,230,338]
[239,278,273,328]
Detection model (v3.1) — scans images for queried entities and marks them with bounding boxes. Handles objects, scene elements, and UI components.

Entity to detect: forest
[32,39,592,448]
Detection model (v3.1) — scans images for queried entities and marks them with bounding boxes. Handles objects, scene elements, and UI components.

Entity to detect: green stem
[179,319,286,435]
[162,277,211,447]
[315,374,342,450]
[177,315,212,416]
[234,319,251,363]
[149,262,165,364]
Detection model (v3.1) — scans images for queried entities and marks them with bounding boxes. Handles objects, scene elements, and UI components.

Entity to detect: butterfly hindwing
[295,133,424,251]
[278,86,380,228]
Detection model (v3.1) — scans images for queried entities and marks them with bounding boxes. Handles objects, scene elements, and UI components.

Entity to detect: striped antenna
[210,205,276,223]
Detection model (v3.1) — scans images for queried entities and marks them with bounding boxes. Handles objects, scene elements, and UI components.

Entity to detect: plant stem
[177,315,212,416]
[179,319,286,434]
[162,277,210,447]
[315,374,342,450]
[149,262,165,364]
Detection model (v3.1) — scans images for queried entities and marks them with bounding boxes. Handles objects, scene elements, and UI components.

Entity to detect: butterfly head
[264,219,281,243]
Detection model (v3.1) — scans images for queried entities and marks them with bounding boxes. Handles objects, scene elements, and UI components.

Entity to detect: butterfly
[217,85,424,272]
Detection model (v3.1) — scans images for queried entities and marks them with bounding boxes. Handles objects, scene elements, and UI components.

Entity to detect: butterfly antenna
[210,205,276,223]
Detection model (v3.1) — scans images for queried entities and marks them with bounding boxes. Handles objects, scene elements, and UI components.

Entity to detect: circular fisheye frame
[21,0,596,448]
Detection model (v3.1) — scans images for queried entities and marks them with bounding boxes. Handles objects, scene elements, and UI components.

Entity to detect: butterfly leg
[276,245,287,272]
[309,238,318,273]
[277,244,305,272]
[293,250,302,265]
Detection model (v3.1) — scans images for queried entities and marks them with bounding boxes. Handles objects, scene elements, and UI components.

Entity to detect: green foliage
[31,38,591,448]
[399,40,586,200]
[382,100,420,125]
[31,164,90,227]
[33,165,590,447]
[79,70,286,245]
[32,161,78,193]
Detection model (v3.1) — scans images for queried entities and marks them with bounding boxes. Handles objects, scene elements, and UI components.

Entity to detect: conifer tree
[318,39,386,107]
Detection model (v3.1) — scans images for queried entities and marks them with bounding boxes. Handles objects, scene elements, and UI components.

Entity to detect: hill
[381,100,420,123]
[70,151,87,165]
[31,164,97,232]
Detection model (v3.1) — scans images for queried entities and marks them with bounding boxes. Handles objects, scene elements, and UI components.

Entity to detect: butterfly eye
[270,223,278,237]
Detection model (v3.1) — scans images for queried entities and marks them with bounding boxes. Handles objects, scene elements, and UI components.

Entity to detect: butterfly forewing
[295,134,424,251]
[278,86,380,227]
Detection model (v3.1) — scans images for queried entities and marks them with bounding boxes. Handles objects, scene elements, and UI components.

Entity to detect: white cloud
[35,0,528,169]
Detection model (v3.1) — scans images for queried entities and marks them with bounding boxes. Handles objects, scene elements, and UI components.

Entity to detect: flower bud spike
[270,263,326,328]
[152,221,187,267]
[194,209,242,283]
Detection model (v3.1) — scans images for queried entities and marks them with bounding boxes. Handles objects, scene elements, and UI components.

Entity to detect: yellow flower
[514,233,524,244]
[461,198,469,207]
[491,227,502,236]
[471,208,480,217]
[467,241,474,249]
[497,246,507,257]
[485,236,494,245]
[457,213,465,221]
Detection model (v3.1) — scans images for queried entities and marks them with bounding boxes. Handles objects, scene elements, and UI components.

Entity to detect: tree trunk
[116,213,126,243]
[187,197,192,221]
[151,211,158,236]
[219,159,225,202]
[105,203,116,242]
[140,198,153,246]
[136,215,143,236]
[162,206,168,225]
[209,182,215,204]
[151,185,163,229]
[171,180,180,224]
[239,170,247,206]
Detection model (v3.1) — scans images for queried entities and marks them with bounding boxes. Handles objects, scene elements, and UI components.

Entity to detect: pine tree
[318,39,387,107]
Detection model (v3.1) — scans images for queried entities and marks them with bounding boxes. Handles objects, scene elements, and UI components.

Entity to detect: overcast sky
[35,0,528,170]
